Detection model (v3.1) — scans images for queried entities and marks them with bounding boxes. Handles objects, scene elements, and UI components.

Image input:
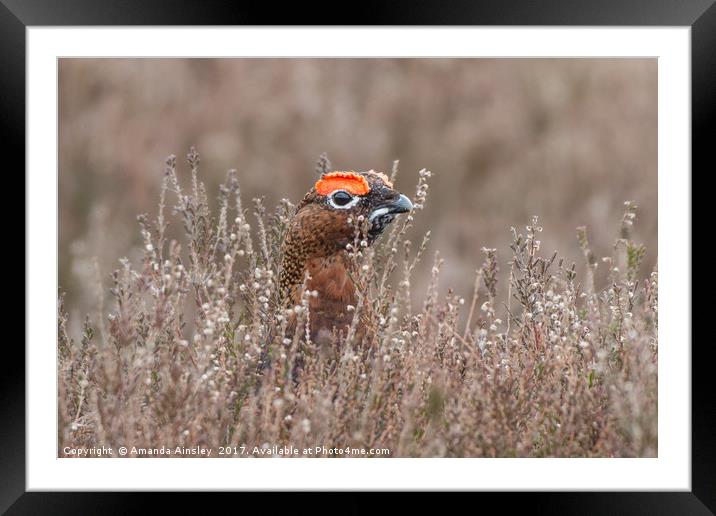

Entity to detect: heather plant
[58,150,657,458]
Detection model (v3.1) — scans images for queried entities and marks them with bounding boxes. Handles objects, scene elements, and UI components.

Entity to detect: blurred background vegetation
[59,58,656,319]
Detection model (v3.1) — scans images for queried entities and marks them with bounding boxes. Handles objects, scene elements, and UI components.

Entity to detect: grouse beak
[390,194,413,214]
[369,194,413,222]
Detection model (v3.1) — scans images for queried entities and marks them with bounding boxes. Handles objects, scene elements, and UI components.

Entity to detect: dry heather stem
[58,151,657,458]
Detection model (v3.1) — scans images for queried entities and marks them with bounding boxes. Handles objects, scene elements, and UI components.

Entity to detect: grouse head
[298,170,412,248]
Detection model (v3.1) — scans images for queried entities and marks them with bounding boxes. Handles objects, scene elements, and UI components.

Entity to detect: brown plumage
[278,170,412,350]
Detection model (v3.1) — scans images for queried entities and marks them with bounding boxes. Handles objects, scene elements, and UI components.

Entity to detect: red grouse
[278,170,412,346]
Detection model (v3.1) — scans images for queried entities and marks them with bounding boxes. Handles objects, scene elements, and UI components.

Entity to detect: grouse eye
[331,190,353,207]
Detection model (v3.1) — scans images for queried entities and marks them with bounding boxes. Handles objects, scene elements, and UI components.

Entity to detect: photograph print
[58,58,657,459]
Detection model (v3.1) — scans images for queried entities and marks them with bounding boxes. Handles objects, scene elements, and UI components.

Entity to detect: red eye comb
[315,172,371,196]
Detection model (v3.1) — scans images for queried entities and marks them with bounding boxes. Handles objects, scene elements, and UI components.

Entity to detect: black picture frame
[5,0,709,512]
